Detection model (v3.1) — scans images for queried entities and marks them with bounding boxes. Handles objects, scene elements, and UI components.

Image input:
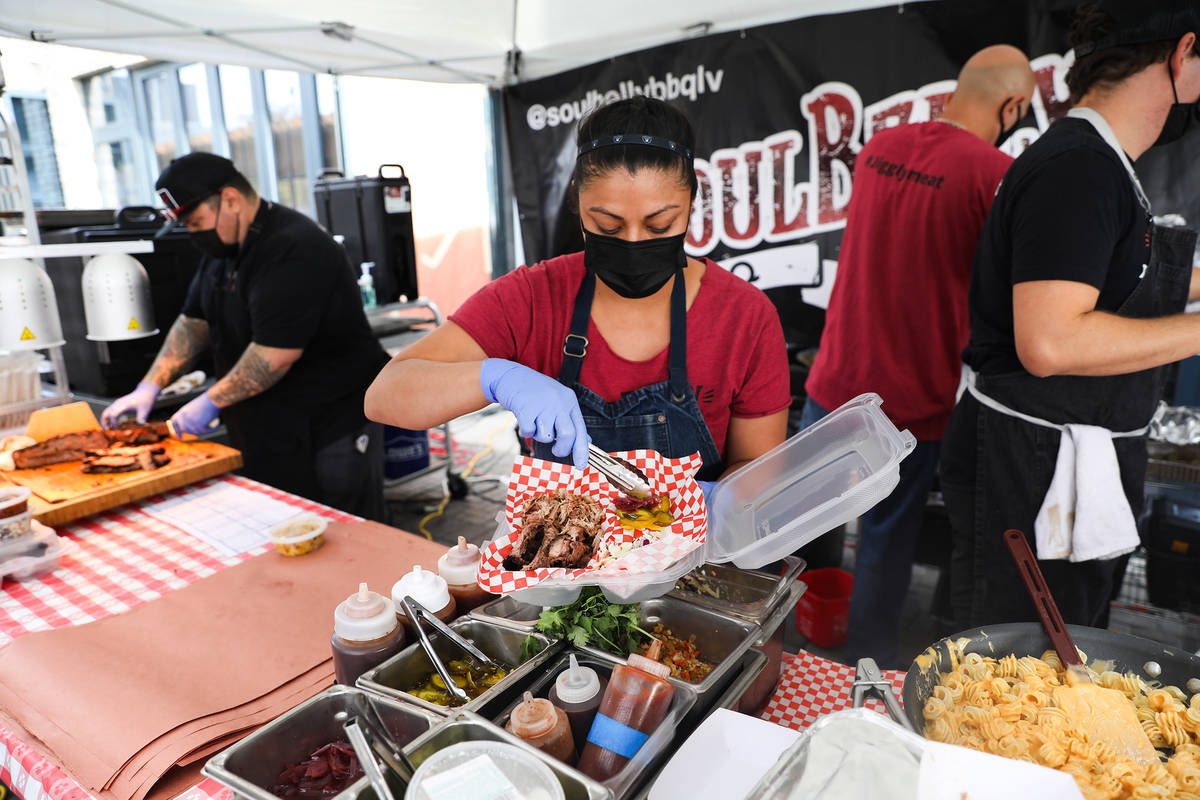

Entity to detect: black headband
[577,134,694,163]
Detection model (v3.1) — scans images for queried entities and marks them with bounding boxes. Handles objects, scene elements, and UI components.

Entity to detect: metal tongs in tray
[399,595,505,706]
[851,657,915,732]
[587,443,654,499]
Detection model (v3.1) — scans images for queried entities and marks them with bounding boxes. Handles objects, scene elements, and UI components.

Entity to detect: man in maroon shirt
[801,45,1035,667]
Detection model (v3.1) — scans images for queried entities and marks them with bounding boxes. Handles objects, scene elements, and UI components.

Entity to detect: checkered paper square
[476,450,706,594]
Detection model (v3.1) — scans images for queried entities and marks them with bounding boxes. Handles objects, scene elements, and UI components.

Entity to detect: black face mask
[188,204,238,259]
[582,229,687,298]
[995,100,1021,148]
[1154,64,1199,148]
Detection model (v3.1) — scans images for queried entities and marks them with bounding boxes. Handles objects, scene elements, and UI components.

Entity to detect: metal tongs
[342,716,399,800]
[587,443,653,499]
[851,657,915,732]
[399,595,503,706]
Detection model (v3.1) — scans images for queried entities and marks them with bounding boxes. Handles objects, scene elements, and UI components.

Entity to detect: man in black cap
[940,0,1200,629]
[102,152,390,520]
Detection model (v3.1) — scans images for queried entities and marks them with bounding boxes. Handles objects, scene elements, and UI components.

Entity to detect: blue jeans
[799,397,940,668]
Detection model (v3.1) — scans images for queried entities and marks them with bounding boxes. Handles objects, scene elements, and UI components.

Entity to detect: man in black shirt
[940,0,1200,629]
[102,153,390,520]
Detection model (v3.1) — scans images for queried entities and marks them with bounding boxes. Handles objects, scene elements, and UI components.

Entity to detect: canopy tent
[0,0,907,84]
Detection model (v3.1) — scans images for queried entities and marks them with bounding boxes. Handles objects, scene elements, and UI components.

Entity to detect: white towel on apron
[1033,423,1139,562]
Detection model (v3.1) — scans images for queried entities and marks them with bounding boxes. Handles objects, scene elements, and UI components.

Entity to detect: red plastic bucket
[794,567,854,648]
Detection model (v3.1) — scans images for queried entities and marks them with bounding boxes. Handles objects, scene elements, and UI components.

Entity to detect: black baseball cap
[1074,0,1200,57]
[154,152,239,228]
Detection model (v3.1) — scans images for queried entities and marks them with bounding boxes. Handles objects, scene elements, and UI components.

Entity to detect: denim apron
[532,269,724,481]
[942,109,1196,627]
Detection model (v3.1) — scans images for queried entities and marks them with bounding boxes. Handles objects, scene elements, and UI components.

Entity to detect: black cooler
[313,165,419,305]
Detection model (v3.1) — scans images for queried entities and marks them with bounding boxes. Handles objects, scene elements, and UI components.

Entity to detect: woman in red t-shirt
[365,97,790,485]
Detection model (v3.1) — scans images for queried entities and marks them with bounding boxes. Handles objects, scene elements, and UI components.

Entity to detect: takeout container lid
[408,740,565,800]
[706,393,915,568]
[267,513,328,544]
[0,486,31,517]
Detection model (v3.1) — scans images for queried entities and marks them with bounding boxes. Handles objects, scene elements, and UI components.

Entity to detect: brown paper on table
[0,521,444,799]
[108,662,335,796]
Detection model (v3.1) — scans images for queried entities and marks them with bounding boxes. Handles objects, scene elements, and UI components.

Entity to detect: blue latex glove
[697,480,718,507]
[480,358,590,469]
[169,392,221,436]
[101,381,161,428]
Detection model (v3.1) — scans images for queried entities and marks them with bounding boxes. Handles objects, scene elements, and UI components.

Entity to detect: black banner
[502,0,1200,349]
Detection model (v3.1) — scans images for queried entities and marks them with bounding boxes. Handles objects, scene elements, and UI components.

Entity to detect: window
[8,96,65,209]
[218,65,259,186]
[264,70,308,213]
[83,72,121,128]
[142,72,179,172]
[80,69,146,208]
[178,64,215,153]
[315,74,342,173]
[94,141,139,208]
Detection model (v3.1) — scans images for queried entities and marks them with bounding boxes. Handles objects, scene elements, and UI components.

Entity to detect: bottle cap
[437,536,482,585]
[334,582,398,642]
[627,640,671,680]
[391,566,452,616]
[554,654,602,704]
[508,691,556,738]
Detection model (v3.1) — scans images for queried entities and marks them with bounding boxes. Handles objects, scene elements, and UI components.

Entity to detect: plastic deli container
[0,521,75,582]
[0,486,31,520]
[407,740,565,800]
[706,393,915,569]
[267,514,328,557]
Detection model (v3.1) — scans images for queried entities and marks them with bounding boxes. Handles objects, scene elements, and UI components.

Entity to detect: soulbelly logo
[525,65,725,131]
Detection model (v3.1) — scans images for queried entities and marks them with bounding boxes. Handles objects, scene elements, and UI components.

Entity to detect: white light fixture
[0,258,66,352]
[81,252,159,342]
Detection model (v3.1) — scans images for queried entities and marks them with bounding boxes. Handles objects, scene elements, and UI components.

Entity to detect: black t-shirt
[181,201,389,448]
[962,117,1153,375]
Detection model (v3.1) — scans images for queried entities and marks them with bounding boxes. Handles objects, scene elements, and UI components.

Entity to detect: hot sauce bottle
[505,691,576,765]
[577,641,674,782]
[330,582,406,686]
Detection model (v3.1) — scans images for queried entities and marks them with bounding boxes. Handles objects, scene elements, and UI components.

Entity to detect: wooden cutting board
[2,439,242,526]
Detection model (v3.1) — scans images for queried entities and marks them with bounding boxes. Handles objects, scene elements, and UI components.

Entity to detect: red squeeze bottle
[577,641,674,782]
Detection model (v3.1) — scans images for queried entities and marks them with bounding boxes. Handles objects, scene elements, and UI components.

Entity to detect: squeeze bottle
[331,582,406,686]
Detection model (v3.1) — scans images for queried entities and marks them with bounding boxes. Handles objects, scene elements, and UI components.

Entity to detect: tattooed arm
[207,343,303,407]
[144,315,212,388]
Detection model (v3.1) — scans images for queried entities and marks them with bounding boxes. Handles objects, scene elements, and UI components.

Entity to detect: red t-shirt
[449,252,791,459]
[805,121,1012,440]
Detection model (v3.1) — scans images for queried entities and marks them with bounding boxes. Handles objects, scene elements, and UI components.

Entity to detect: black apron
[945,214,1196,629]
[532,269,724,481]
[205,203,322,499]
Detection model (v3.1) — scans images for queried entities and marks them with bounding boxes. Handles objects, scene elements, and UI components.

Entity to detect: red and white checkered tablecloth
[759,649,908,731]
[0,476,356,800]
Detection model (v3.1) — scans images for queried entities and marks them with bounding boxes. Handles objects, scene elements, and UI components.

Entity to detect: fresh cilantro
[521,587,656,660]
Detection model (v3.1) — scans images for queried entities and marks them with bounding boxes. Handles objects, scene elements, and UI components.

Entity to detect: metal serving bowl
[578,595,760,697]
[356,618,559,716]
[202,685,438,800]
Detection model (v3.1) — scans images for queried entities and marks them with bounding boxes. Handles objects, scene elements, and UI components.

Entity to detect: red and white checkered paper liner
[477,450,706,594]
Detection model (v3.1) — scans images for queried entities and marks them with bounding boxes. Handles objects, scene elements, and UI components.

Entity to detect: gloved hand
[101,381,161,428]
[697,480,718,507]
[169,392,221,437]
[481,358,590,469]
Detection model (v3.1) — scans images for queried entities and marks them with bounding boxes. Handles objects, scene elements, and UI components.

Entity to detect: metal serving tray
[467,595,544,631]
[202,685,438,800]
[356,618,559,717]
[489,650,699,799]
[403,709,614,800]
[579,595,760,697]
[667,556,805,623]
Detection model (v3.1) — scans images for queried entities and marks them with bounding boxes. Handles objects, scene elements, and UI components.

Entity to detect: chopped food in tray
[269,740,363,798]
[522,586,653,660]
[636,623,715,683]
[406,659,510,707]
[504,490,605,571]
